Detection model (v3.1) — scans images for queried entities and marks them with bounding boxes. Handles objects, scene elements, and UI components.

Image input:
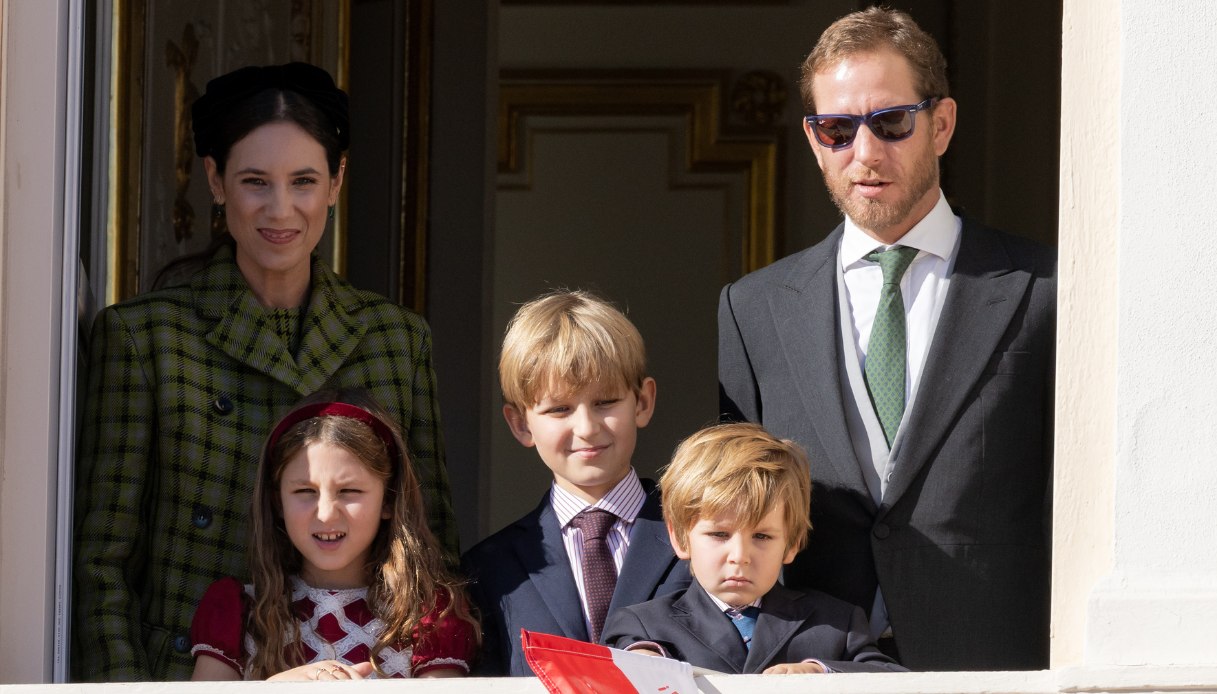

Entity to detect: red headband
[267,402,400,463]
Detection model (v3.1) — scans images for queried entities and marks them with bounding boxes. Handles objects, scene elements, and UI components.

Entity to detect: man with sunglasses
[718,7,1055,672]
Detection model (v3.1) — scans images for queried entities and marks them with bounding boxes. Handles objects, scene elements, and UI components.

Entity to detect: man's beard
[823,146,939,237]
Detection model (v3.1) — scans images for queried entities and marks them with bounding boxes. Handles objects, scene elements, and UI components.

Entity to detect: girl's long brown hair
[245,388,477,678]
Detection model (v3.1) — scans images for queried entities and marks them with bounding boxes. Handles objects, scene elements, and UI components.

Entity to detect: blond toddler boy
[602,422,905,674]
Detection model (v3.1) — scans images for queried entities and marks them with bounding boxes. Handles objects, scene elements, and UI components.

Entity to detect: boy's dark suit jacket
[602,581,905,674]
[461,479,691,676]
[719,218,1056,670]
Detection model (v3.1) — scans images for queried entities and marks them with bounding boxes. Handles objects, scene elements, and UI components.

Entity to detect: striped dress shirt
[550,469,646,637]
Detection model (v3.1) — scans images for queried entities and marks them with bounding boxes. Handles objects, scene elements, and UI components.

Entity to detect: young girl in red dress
[190,390,478,680]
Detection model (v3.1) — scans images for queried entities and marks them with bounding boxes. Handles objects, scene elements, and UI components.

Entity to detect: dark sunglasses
[805,98,938,150]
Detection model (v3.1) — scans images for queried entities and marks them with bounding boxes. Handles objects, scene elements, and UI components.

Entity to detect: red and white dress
[190,576,475,678]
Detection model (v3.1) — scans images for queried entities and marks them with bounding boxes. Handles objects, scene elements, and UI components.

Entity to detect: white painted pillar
[1051,0,1118,668]
[1056,0,1217,667]
[0,0,77,683]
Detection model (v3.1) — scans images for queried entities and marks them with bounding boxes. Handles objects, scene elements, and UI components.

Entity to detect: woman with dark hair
[72,63,458,682]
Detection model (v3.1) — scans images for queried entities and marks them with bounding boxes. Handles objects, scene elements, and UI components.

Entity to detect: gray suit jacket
[462,479,691,676]
[602,581,905,674]
[718,217,1055,670]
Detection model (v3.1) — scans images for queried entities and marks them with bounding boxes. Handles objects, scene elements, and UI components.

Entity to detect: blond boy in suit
[602,423,904,674]
[462,290,690,675]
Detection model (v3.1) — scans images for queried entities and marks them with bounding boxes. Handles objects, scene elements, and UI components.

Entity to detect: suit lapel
[671,582,748,673]
[771,228,874,504]
[744,585,809,674]
[609,486,673,612]
[883,220,1031,507]
[514,495,589,640]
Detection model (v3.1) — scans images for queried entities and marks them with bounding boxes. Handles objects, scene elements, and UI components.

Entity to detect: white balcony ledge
[5,667,1217,694]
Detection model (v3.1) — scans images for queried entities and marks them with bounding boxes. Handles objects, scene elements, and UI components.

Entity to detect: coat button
[212,396,233,415]
[192,505,212,529]
[873,523,891,539]
[173,634,190,653]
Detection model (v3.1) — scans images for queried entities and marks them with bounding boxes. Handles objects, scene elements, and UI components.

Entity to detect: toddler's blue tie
[727,606,761,650]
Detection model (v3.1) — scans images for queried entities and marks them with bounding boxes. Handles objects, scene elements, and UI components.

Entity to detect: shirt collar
[840,190,960,268]
[551,468,645,528]
[705,588,762,613]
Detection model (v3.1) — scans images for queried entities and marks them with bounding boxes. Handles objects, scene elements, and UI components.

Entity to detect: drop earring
[211,200,226,236]
[327,205,335,222]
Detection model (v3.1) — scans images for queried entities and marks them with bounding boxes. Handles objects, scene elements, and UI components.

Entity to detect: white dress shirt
[840,191,961,413]
[839,191,961,641]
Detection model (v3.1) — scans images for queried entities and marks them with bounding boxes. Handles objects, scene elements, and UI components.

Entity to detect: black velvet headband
[191,62,350,158]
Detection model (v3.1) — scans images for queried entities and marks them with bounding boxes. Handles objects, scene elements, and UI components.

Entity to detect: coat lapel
[515,495,589,640]
[196,246,303,390]
[883,220,1031,507]
[744,584,812,672]
[609,485,674,613]
[771,228,874,504]
[294,260,368,392]
[196,248,367,396]
[671,582,749,673]
[744,585,810,673]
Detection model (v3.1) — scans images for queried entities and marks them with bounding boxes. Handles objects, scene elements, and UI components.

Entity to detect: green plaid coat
[72,244,457,681]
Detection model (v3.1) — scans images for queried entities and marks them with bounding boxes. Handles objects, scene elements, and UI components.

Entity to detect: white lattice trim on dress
[240,577,413,679]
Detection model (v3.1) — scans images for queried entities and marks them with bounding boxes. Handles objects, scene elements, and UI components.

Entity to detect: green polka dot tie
[864,246,919,447]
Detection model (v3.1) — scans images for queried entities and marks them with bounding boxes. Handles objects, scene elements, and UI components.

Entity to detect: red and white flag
[522,629,699,694]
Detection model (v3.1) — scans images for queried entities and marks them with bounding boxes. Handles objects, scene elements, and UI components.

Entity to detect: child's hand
[268,659,375,681]
[763,661,826,674]
[622,641,667,658]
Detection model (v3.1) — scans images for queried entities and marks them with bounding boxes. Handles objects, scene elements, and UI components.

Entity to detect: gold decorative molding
[730,70,787,128]
[334,0,351,279]
[166,23,199,243]
[498,72,781,272]
[400,0,432,312]
[108,0,145,303]
[290,0,313,60]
